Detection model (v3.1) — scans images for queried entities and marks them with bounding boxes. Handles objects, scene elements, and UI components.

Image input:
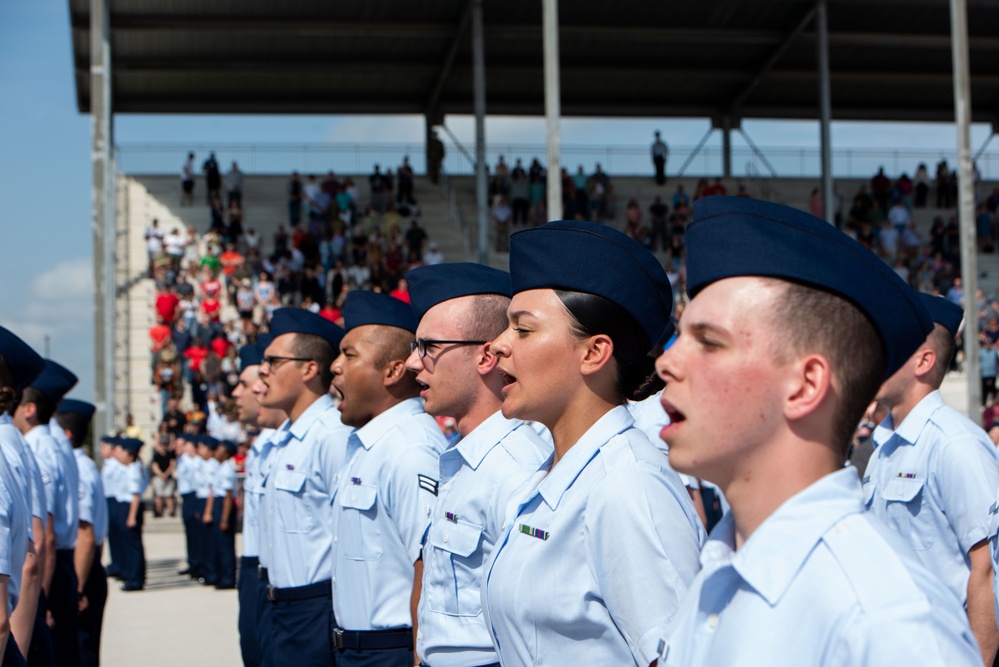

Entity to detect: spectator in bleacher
[181,152,196,206]
[647,196,668,252]
[224,162,243,207]
[586,172,606,221]
[704,177,727,198]
[977,202,994,253]
[651,130,668,185]
[855,221,877,252]
[981,336,998,407]
[888,198,911,238]
[389,277,411,304]
[693,178,710,201]
[156,282,180,325]
[150,432,177,518]
[892,257,910,285]
[878,219,899,261]
[219,243,244,280]
[227,200,244,244]
[146,218,165,274]
[936,160,952,208]
[405,220,429,258]
[914,163,930,208]
[946,276,964,306]
[287,171,304,226]
[737,184,753,199]
[672,184,689,209]
[424,241,444,266]
[902,219,924,263]
[210,195,226,234]
[510,171,530,226]
[572,165,588,215]
[871,166,891,212]
[944,215,961,257]
[164,227,186,268]
[623,199,647,246]
[895,173,913,210]
[397,157,416,205]
[234,279,255,323]
[369,164,389,214]
[495,155,510,189]
[809,187,823,218]
[203,152,222,205]
[529,157,544,183]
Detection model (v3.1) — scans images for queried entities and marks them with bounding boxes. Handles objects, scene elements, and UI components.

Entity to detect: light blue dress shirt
[115,461,149,503]
[659,468,982,666]
[481,406,705,667]
[0,414,43,540]
[213,458,237,498]
[25,424,65,536]
[195,458,218,499]
[175,452,198,495]
[242,428,274,559]
[417,411,552,667]
[260,394,350,589]
[74,449,108,545]
[331,397,445,631]
[0,447,29,616]
[101,456,124,501]
[865,390,999,606]
[48,423,80,549]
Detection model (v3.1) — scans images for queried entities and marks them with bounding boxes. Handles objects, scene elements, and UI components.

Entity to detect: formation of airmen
[3,194,999,666]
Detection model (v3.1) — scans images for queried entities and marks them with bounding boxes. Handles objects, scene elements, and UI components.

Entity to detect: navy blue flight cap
[199,434,220,450]
[269,308,345,351]
[685,196,933,377]
[29,360,79,401]
[219,439,238,454]
[343,291,418,333]
[0,326,45,391]
[918,293,964,337]
[100,434,120,446]
[406,263,512,322]
[239,343,264,370]
[57,398,96,420]
[508,220,674,350]
[120,437,144,454]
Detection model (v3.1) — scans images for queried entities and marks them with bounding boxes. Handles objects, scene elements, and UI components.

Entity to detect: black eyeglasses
[410,338,488,358]
[261,355,312,370]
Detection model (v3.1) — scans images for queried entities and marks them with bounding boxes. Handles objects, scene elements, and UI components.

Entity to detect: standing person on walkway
[654,197,981,665]
[329,291,446,667]
[0,327,44,667]
[14,360,81,667]
[115,438,149,592]
[865,294,999,662]
[196,435,220,587]
[100,436,123,583]
[175,435,199,577]
[256,308,349,667]
[54,399,108,667]
[479,221,704,667]
[652,130,669,185]
[209,440,238,590]
[404,264,553,667]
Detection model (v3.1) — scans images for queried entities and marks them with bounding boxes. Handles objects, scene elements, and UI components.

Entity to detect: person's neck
[456,394,504,438]
[723,433,842,550]
[887,383,934,430]
[288,388,326,424]
[547,393,619,466]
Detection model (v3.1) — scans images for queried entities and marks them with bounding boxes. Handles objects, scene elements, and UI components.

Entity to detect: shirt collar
[707,468,864,606]
[353,397,424,450]
[283,394,334,442]
[252,428,276,453]
[453,410,523,470]
[537,405,634,511]
[872,390,944,448]
[0,413,11,425]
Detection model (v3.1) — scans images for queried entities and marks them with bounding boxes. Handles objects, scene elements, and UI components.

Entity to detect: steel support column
[722,117,732,178]
[543,0,562,221]
[91,0,115,445]
[817,0,834,224]
[951,0,981,413]
[472,0,489,264]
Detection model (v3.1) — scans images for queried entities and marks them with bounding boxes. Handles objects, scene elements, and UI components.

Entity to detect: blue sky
[1,0,996,406]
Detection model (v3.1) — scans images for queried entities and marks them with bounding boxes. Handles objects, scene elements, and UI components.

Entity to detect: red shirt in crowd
[202,297,222,322]
[219,250,244,277]
[389,287,411,304]
[201,278,222,298]
[155,291,179,324]
[149,323,171,352]
[210,337,232,358]
[319,305,341,324]
[184,345,208,372]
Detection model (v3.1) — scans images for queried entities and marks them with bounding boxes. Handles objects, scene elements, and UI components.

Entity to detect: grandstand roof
[69,0,999,126]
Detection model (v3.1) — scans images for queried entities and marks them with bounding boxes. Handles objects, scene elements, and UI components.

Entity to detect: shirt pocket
[273,470,315,534]
[427,520,484,616]
[882,477,933,551]
[339,484,383,561]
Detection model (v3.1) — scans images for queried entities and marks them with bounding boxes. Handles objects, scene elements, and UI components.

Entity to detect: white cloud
[0,257,95,401]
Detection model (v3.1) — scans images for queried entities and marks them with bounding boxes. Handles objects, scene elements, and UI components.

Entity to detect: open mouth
[498,368,517,392]
[659,397,686,425]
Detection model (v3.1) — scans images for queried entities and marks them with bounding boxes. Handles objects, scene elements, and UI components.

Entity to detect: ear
[299,359,320,383]
[475,342,499,378]
[784,353,833,421]
[382,359,409,387]
[911,347,938,380]
[579,334,615,377]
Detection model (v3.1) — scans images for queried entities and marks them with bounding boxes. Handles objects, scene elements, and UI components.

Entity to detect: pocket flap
[341,484,378,511]
[274,470,306,493]
[430,520,483,557]
[882,477,924,503]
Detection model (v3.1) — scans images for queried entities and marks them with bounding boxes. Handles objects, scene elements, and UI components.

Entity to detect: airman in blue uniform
[115,438,148,592]
[196,434,221,587]
[174,434,199,578]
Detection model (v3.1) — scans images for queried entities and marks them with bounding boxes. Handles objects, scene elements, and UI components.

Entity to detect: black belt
[257,566,269,582]
[266,579,331,602]
[332,627,412,651]
[421,663,499,667]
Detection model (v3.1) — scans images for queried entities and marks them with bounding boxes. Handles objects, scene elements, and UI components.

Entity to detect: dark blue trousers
[335,648,412,667]
[212,496,235,588]
[180,492,197,573]
[78,549,108,667]
[50,550,80,667]
[256,568,274,667]
[270,584,336,667]
[198,497,216,585]
[121,500,145,589]
[238,557,262,667]
[2,636,26,667]
[104,498,121,577]
[27,590,55,667]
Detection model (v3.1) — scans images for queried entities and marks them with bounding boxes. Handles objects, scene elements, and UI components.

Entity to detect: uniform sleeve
[77,468,96,526]
[384,440,440,564]
[33,448,58,515]
[126,465,144,496]
[0,479,12,576]
[219,465,237,493]
[933,434,999,552]
[23,447,46,520]
[584,461,704,667]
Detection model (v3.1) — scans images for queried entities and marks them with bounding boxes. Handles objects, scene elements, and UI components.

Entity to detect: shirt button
[444,534,449,543]
[706,613,719,630]
[334,537,337,543]
[444,483,451,490]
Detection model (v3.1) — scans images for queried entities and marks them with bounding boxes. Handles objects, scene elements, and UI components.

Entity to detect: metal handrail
[439,168,474,258]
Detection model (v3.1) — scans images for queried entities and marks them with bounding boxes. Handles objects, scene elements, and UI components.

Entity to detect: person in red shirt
[183,342,209,374]
[389,277,411,304]
[219,243,244,278]
[319,300,341,324]
[200,266,222,299]
[202,296,222,323]
[209,336,232,359]
[155,285,180,324]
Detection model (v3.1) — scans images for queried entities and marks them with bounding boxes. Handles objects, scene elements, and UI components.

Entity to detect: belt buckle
[257,565,265,579]
[333,628,344,649]
[266,586,276,602]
